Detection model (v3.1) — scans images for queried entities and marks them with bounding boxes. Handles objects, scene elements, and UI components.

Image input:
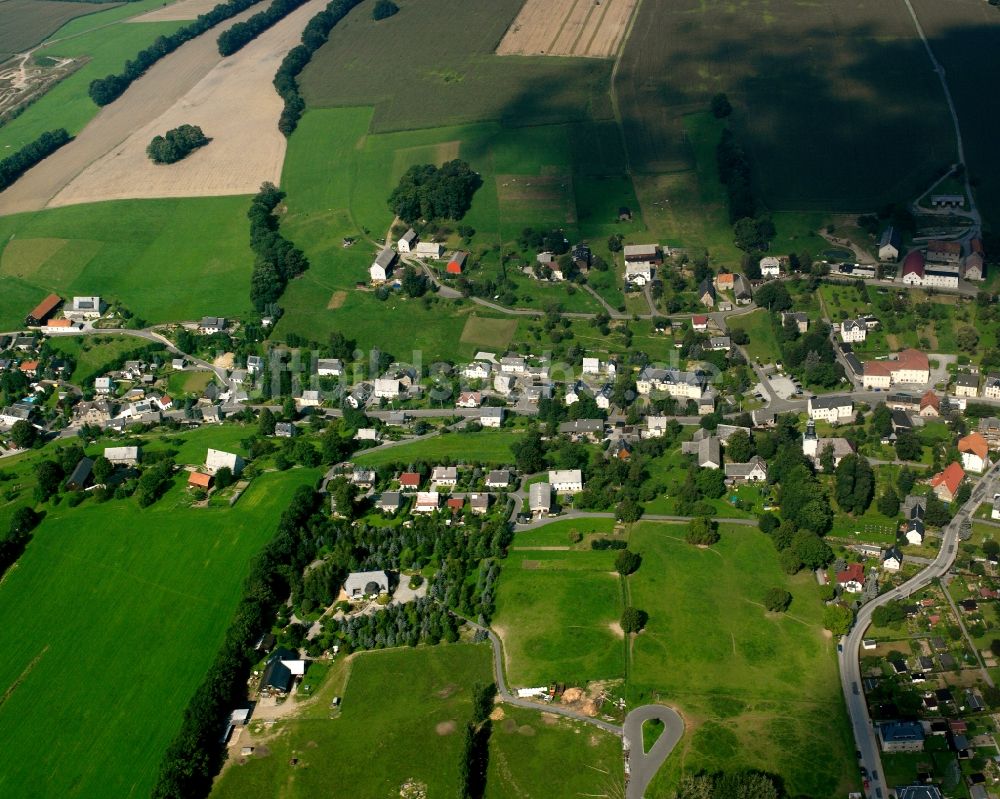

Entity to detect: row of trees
[273,0,361,135]
[217,0,311,55]
[147,124,209,164]
[89,0,265,106]
[0,508,42,582]
[248,182,309,310]
[388,160,483,224]
[0,129,70,191]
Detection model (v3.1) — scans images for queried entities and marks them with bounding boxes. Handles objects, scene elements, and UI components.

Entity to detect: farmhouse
[548,469,583,493]
[963,238,985,281]
[317,358,344,377]
[370,248,397,282]
[716,272,735,291]
[697,279,716,307]
[930,462,965,503]
[623,244,661,264]
[923,263,960,289]
[837,562,865,593]
[260,647,306,698]
[398,229,417,253]
[446,251,467,275]
[696,436,721,469]
[724,456,768,483]
[25,293,62,326]
[104,446,140,466]
[198,316,226,334]
[415,241,443,259]
[529,482,552,516]
[958,433,990,473]
[205,448,243,476]
[188,471,213,489]
[808,395,853,423]
[67,296,103,320]
[759,256,781,277]
[344,570,389,599]
[878,227,901,261]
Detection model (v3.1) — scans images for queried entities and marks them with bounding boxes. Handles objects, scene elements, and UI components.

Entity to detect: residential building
[953,372,979,398]
[398,229,417,253]
[462,361,491,380]
[759,256,781,277]
[878,721,925,753]
[298,389,321,408]
[698,390,717,415]
[716,272,735,291]
[370,248,397,282]
[499,356,526,374]
[900,251,925,285]
[431,466,458,487]
[623,244,661,264]
[399,471,421,490]
[198,316,226,334]
[840,318,867,343]
[480,407,504,428]
[104,446,140,466]
[919,390,940,418]
[529,482,552,516]
[930,461,965,502]
[355,427,380,441]
[691,315,709,331]
[548,469,583,493]
[246,355,263,375]
[624,262,653,285]
[374,378,403,399]
[732,274,752,304]
[636,367,704,400]
[878,227,901,262]
[837,563,865,593]
[188,471,212,489]
[493,374,516,395]
[469,493,490,514]
[415,241,443,259]
[485,470,510,489]
[807,395,853,423]
[927,240,962,264]
[91,376,111,394]
[317,358,344,377]
[895,787,943,799]
[72,399,113,427]
[985,374,1000,400]
[781,312,809,333]
[979,416,1000,446]
[883,546,903,572]
[206,448,243,475]
[376,492,402,513]
[456,391,482,408]
[344,570,389,599]
[558,419,604,442]
[697,278,716,307]
[802,420,855,467]
[959,433,990,473]
[446,251,467,275]
[861,349,930,388]
[346,383,371,409]
[260,647,305,697]
[414,492,440,512]
[963,238,985,281]
[708,336,731,351]
[724,456,767,483]
[68,296,103,320]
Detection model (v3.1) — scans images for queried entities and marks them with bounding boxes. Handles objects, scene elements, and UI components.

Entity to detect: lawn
[0,468,320,799]
[353,429,524,468]
[493,544,626,687]
[616,0,955,213]
[211,643,493,799]
[627,522,858,798]
[46,334,151,384]
[0,196,254,329]
[299,0,613,133]
[726,309,782,364]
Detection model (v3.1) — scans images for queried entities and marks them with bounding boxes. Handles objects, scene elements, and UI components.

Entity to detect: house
[808,395,853,423]
[697,278,716,307]
[298,389,321,408]
[609,438,632,460]
[548,469,583,493]
[260,647,306,697]
[446,251,467,275]
[245,355,263,375]
[480,407,504,428]
[374,378,403,399]
[355,427,380,442]
[376,492,402,513]
[67,296,103,320]
[878,227,902,261]
[469,493,490,514]
[188,471,213,489]
[398,229,417,253]
[992,496,1000,520]
[879,721,924,753]
[154,395,174,412]
[456,391,482,408]
[414,491,440,513]
[415,241,443,260]
[446,497,464,514]
[985,374,1000,400]
[930,461,965,502]
[708,336,731,351]
[953,372,979,398]
[346,383,371,409]
[724,456,768,483]
[274,422,295,438]
[759,256,781,277]
[45,318,78,332]
[981,415,1000,446]
[399,471,421,490]
[104,446,140,466]
[623,244,661,264]
[206,448,243,475]
[697,436,721,469]
[73,399,113,427]
[698,390,717,415]
[923,263,960,288]
[66,457,94,491]
[891,408,913,434]
[732,274,752,304]
[781,311,809,333]
[919,390,940,418]
[370,248,397,282]
[18,360,39,377]
[316,358,344,377]
[350,470,375,488]
[801,420,855,467]
[716,272,735,291]
[25,293,62,326]
[462,361,491,380]
[636,367,705,400]
[431,466,458,486]
[963,238,985,281]
[958,433,990,473]
[486,470,511,489]
[927,240,962,264]
[900,251,925,285]
[572,243,591,270]
[624,262,653,286]
[840,318,867,343]
[905,512,926,546]
[0,404,31,428]
[883,546,903,572]
[198,316,226,334]
[691,315,709,331]
[529,482,552,516]
[565,381,587,405]
[861,349,930,389]
[500,356,526,373]
[345,570,390,599]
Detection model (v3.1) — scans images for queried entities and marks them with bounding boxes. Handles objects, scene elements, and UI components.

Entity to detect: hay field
[0,0,120,56]
[127,0,224,22]
[49,0,327,207]
[615,0,956,211]
[459,315,518,350]
[496,0,638,58]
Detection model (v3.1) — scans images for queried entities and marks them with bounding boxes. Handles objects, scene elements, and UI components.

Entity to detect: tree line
[0,129,71,192]
[147,124,209,164]
[248,182,309,310]
[273,0,361,135]
[88,0,265,106]
[217,0,312,56]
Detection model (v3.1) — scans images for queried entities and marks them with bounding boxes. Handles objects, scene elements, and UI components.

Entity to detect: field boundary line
[0,645,49,710]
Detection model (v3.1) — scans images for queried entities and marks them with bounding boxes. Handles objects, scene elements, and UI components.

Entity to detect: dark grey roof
[810,394,852,410]
[67,457,94,488]
[954,373,978,388]
[261,647,296,693]
[880,720,924,743]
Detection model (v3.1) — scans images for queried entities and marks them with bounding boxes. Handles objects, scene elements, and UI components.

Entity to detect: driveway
[623,705,685,799]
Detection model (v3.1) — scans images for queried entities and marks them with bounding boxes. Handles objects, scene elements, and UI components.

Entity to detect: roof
[400,471,421,487]
[373,248,396,269]
[897,348,929,372]
[28,293,61,320]
[698,435,720,467]
[344,570,389,594]
[691,314,708,325]
[261,649,295,692]
[959,432,989,460]
[724,456,767,478]
[810,394,852,410]
[548,469,583,484]
[46,319,73,328]
[879,227,901,248]
[529,482,551,508]
[67,457,94,487]
[920,390,940,410]
[188,471,212,487]
[879,720,924,743]
[928,239,961,256]
[901,250,925,277]
[931,461,965,495]
[400,229,417,245]
[954,372,978,387]
[378,491,402,508]
[837,563,864,584]
[486,469,510,484]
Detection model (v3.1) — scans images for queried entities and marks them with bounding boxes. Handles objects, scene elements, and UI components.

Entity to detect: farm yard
[0,467,320,799]
[615,0,956,212]
[626,522,858,798]
[495,0,639,59]
[49,0,329,207]
[299,0,614,133]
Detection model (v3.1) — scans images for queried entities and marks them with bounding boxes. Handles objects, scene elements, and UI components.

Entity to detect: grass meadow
[352,429,524,468]
[0,0,122,57]
[211,643,493,799]
[46,334,151,383]
[0,197,254,328]
[0,468,319,799]
[616,0,955,213]
[725,308,782,364]
[626,522,858,797]
[493,531,626,687]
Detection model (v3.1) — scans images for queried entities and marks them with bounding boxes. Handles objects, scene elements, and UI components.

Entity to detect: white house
[808,395,854,423]
[414,241,443,260]
[317,358,344,377]
[431,466,458,486]
[344,570,389,599]
[68,296,103,320]
[462,361,492,380]
[959,433,990,474]
[298,389,321,407]
[759,256,781,277]
[529,482,552,516]
[624,262,653,286]
[398,229,417,253]
[94,376,112,395]
[595,384,613,410]
[355,427,380,441]
[480,407,504,428]
[456,391,482,408]
[104,446,140,466]
[414,491,440,513]
[878,228,901,262]
[374,378,403,399]
[206,448,244,475]
[370,248,397,282]
[499,356,526,373]
[840,319,867,343]
[724,456,768,483]
[198,316,226,334]
[883,547,903,572]
[548,469,583,493]
[582,357,601,375]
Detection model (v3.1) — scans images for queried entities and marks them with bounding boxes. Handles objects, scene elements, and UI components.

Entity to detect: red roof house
[188,471,213,488]
[18,360,40,376]
[446,251,467,275]
[25,293,62,325]
[930,461,965,502]
[692,315,709,330]
[836,563,865,592]
[919,390,940,417]
[901,251,925,283]
[400,472,421,489]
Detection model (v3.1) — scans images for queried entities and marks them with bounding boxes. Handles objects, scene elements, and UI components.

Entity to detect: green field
[212,643,493,799]
[0,197,254,328]
[353,429,524,468]
[0,468,319,799]
[494,536,626,686]
[626,522,857,797]
[724,309,782,364]
[616,0,955,213]
[0,0,121,56]
[46,334,150,383]
[300,0,613,133]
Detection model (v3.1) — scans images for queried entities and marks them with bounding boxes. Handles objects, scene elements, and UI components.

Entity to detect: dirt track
[0,0,299,216]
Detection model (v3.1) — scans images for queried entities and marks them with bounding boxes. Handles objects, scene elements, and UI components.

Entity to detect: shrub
[762,587,792,613]
[147,124,209,164]
[621,606,648,634]
[614,549,642,576]
[686,516,719,546]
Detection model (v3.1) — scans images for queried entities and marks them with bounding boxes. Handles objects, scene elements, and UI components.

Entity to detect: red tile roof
[692,315,708,325]
[920,390,940,410]
[959,432,989,460]
[27,293,62,322]
[930,461,965,495]
[19,360,39,372]
[837,563,864,584]
[901,251,925,277]
[46,318,72,327]
[400,472,421,487]
[188,471,212,488]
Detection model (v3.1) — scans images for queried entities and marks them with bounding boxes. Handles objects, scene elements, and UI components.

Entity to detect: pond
[823,247,854,261]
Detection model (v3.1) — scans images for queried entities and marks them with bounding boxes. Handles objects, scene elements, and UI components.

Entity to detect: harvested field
[496,0,638,58]
[49,0,327,207]
[127,0,225,22]
[327,290,347,309]
[0,2,264,215]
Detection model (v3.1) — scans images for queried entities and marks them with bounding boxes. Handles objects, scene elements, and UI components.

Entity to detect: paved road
[623,705,685,799]
[839,460,1000,798]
